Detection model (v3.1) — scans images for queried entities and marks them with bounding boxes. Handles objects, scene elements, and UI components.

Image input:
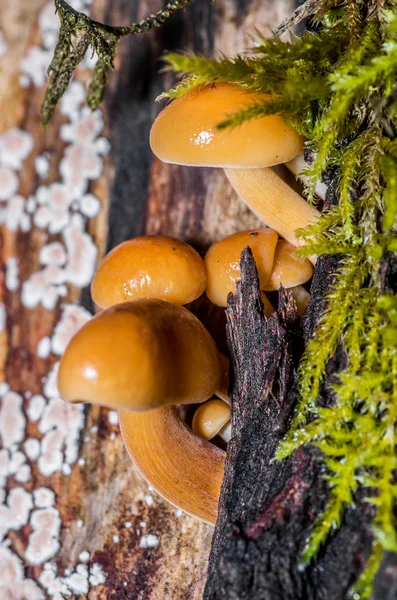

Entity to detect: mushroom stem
[224,167,320,265]
[119,406,224,525]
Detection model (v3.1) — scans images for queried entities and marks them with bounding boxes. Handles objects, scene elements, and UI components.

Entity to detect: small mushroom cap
[263,239,313,291]
[91,236,207,308]
[58,299,222,412]
[150,83,304,168]
[192,399,231,440]
[204,229,278,306]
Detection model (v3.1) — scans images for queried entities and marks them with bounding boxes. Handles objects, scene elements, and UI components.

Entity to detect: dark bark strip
[204,247,380,600]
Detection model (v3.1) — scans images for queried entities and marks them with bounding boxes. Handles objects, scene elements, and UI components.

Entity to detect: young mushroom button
[58,299,222,411]
[150,83,321,258]
[192,399,231,441]
[91,235,207,308]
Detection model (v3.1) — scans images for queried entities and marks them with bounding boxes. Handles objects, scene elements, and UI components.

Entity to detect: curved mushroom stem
[119,406,224,525]
[224,167,320,265]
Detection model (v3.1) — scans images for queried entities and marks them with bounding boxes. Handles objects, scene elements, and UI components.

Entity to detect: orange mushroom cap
[58,299,222,412]
[150,83,304,168]
[91,235,207,308]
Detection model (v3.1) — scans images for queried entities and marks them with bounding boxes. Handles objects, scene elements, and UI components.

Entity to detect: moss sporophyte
[46,0,397,597]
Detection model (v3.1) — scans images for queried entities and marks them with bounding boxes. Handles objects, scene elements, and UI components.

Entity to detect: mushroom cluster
[58,82,319,524]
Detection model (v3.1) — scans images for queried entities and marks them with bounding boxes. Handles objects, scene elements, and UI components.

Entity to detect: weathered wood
[0,0,294,598]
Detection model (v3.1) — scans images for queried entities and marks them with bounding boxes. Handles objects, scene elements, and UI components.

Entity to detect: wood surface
[0,0,294,598]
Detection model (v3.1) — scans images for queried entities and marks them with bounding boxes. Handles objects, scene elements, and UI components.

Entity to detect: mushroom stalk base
[225,167,320,264]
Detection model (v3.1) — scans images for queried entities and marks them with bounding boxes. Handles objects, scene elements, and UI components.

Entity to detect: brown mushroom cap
[192,399,231,440]
[150,83,304,168]
[91,235,207,308]
[58,299,222,412]
[204,229,278,307]
[263,239,313,291]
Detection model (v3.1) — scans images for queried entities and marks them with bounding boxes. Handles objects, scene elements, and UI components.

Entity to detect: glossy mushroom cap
[192,399,231,440]
[58,299,222,412]
[263,240,313,291]
[150,83,304,168]
[91,236,207,308]
[204,229,278,306]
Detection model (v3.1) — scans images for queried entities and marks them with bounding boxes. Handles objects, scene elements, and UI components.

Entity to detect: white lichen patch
[27,395,46,422]
[15,465,31,483]
[79,193,101,218]
[89,563,106,586]
[5,257,19,292]
[0,545,43,600]
[34,183,74,234]
[0,392,26,448]
[26,507,61,565]
[33,488,55,509]
[24,439,41,461]
[108,411,119,426]
[79,550,90,563]
[38,429,64,476]
[35,155,50,179]
[139,534,159,549]
[0,129,34,170]
[43,362,60,398]
[0,167,18,200]
[60,81,86,119]
[38,394,85,471]
[0,488,33,539]
[37,336,51,359]
[63,214,97,287]
[0,195,30,232]
[40,561,106,596]
[60,144,102,196]
[39,242,67,267]
[51,304,91,356]
[20,46,53,87]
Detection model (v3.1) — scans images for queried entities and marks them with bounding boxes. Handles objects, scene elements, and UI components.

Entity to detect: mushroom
[119,406,225,524]
[204,229,278,307]
[58,299,222,412]
[204,230,312,306]
[91,235,207,308]
[262,239,313,291]
[192,399,231,440]
[150,83,320,258]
